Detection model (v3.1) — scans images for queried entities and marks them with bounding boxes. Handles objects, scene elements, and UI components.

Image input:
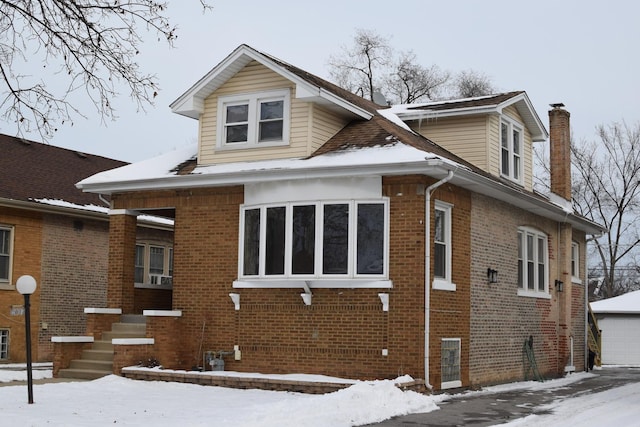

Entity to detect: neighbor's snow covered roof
[591,290,640,314]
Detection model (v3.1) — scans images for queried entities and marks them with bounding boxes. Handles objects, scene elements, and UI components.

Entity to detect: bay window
[239,200,388,280]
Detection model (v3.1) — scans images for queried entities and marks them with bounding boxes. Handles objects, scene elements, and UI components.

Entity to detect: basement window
[0,329,8,359]
[441,338,461,389]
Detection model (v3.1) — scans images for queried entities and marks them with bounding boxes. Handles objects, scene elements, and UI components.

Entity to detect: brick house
[0,134,173,363]
[72,45,603,390]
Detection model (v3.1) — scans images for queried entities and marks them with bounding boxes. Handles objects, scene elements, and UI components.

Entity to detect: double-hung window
[0,226,12,284]
[240,200,388,280]
[571,242,581,283]
[433,201,455,291]
[517,227,549,297]
[501,117,523,184]
[218,89,290,149]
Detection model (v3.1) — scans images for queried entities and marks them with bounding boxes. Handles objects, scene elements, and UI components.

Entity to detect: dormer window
[217,89,290,149]
[500,117,523,184]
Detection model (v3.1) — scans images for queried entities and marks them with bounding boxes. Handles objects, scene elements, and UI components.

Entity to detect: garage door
[598,315,640,365]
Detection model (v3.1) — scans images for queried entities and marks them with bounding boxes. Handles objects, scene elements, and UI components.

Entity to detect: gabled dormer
[390,92,548,191]
[169,44,378,166]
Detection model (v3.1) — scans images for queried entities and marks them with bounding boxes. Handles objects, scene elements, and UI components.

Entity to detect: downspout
[424,169,455,385]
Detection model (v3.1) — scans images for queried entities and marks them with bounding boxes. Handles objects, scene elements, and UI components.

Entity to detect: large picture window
[501,117,523,184]
[0,226,12,283]
[517,227,549,296]
[239,200,388,279]
[217,89,290,149]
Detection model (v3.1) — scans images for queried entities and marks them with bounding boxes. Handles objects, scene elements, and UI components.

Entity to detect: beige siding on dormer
[409,115,489,170]
[198,61,348,165]
[410,107,534,191]
[310,105,350,154]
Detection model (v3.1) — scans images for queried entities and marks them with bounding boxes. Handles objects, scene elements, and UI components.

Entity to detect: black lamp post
[16,275,37,404]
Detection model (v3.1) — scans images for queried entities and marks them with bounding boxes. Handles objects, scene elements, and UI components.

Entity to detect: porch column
[108,209,138,313]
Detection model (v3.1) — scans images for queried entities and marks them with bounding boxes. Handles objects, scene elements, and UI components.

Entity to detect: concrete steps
[58,318,147,380]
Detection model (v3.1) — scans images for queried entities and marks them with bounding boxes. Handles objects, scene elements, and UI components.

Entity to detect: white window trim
[216,89,290,150]
[517,227,550,298]
[0,225,14,288]
[571,241,582,284]
[441,338,462,389]
[237,199,390,286]
[500,116,524,185]
[433,201,456,291]
[134,242,173,289]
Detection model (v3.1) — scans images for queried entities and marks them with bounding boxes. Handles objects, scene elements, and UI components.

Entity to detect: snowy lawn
[0,366,638,426]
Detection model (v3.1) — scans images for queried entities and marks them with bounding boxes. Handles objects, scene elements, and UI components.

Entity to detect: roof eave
[79,157,603,235]
[170,45,372,121]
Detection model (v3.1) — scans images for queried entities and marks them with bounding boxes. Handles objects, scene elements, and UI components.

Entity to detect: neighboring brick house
[0,134,173,362]
[73,45,603,390]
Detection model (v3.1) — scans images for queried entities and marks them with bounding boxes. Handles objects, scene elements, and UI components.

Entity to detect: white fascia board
[498,92,548,142]
[76,160,442,195]
[446,166,604,234]
[171,45,372,121]
[395,105,498,122]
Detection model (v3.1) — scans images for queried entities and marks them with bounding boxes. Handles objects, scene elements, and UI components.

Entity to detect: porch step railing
[587,303,602,368]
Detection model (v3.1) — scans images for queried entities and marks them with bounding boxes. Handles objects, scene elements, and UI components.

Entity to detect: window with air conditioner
[135,243,174,287]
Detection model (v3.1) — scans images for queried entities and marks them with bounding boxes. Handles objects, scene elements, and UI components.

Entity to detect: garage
[591,290,640,365]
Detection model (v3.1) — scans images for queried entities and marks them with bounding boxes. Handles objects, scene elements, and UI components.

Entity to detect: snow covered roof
[389,91,548,142]
[591,290,640,314]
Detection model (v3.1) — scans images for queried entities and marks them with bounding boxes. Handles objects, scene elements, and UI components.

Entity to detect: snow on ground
[0,366,637,426]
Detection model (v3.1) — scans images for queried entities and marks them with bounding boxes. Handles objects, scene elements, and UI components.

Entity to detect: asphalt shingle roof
[0,134,127,207]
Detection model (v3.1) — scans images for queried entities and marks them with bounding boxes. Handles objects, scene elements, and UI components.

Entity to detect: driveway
[366,367,640,426]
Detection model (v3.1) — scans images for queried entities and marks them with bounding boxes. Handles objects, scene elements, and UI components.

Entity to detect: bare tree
[450,69,496,98]
[572,121,640,299]
[385,51,450,103]
[328,29,496,105]
[328,29,392,102]
[0,0,210,139]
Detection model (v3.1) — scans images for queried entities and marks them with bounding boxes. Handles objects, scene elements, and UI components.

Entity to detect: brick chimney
[549,104,571,201]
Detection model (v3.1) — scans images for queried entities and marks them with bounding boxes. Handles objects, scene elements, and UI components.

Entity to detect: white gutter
[424,168,455,385]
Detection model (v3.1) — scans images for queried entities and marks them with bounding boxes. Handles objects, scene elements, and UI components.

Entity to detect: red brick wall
[0,207,43,362]
[428,182,471,388]
[110,178,473,386]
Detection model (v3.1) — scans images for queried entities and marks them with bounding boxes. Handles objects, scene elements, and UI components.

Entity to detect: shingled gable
[391,91,548,142]
[0,133,127,208]
[169,44,381,121]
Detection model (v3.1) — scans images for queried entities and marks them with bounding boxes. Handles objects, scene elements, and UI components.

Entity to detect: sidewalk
[367,367,640,426]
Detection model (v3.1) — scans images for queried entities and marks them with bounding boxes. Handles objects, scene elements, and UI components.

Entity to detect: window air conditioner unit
[150,274,173,286]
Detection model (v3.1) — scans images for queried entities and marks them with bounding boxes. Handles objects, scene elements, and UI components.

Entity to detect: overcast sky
[5,0,639,162]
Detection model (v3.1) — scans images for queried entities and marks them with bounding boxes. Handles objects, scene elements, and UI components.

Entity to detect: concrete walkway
[367,367,640,426]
